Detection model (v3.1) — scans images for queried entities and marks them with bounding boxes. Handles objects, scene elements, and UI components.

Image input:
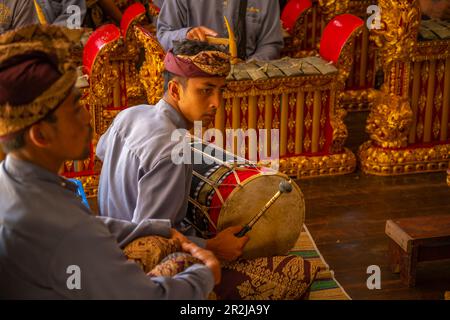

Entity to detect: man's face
[44,88,93,161]
[176,77,226,127]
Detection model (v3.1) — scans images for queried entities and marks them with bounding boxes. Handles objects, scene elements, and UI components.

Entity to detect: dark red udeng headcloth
[0,51,61,106]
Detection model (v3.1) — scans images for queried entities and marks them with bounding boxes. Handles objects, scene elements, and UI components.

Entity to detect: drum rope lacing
[188,137,279,233]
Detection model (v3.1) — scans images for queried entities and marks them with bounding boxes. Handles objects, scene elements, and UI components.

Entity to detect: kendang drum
[186,141,305,259]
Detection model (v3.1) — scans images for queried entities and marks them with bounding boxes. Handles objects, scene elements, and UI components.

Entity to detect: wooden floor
[295,111,450,300]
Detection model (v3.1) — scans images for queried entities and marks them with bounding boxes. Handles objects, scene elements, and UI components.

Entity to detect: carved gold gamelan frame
[283,0,379,111]
[217,18,362,179]
[82,8,367,185]
[74,12,164,198]
[221,74,357,178]
[359,0,450,176]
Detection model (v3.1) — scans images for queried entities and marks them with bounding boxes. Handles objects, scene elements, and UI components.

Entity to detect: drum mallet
[234,180,293,238]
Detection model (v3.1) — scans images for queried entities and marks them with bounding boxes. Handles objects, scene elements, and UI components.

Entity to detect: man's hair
[163,71,186,92]
[0,109,58,154]
[164,39,228,91]
[172,39,227,56]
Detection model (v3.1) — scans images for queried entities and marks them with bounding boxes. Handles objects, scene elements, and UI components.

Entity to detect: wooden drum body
[187,142,305,259]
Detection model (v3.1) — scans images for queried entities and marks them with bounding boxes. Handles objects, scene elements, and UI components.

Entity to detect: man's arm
[95,216,172,248]
[133,155,207,248]
[49,219,215,299]
[133,156,188,224]
[156,0,191,51]
[248,1,284,61]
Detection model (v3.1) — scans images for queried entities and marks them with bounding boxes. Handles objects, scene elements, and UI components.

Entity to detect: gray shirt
[96,100,204,246]
[157,0,283,61]
[35,0,86,27]
[0,0,39,34]
[153,0,165,8]
[0,155,214,299]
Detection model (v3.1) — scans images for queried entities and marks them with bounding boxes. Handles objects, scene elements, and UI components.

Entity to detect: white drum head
[218,173,305,259]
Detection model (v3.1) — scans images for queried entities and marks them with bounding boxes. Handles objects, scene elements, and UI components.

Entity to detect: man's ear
[168,80,181,101]
[28,124,51,148]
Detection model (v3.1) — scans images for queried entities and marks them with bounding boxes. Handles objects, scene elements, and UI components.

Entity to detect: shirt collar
[157,99,190,130]
[3,155,78,192]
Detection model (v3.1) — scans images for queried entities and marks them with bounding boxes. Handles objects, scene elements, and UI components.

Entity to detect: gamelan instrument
[186,140,305,259]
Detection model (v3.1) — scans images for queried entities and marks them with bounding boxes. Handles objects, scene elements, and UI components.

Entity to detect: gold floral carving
[224,75,337,99]
[359,142,450,176]
[330,107,348,153]
[327,26,362,153]
[134,26,165,105]
[86,39,120,136]
[288,7,312,53]
[336,27,362,86]
[360,0,450,176]
[366,93,413,148]
[370,0,420,67]
[121,17,149,107]
[317,0,351,24]
[271,148,356,179]
[342,89,378,111]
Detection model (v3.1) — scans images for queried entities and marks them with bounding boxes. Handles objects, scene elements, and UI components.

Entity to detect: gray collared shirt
[157,0,284,61]
[154,0,165,8]
[0,155,213,299]
[96,100,205,246]
[0,0,38,34]
[35,0,86,26]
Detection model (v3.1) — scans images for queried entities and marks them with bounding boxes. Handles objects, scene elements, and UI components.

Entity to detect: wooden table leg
[400,245,418,288]
[389,239,402,273]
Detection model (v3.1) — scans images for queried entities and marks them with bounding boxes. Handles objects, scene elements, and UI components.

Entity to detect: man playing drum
[97,39,318,300]
[96,39,249,262]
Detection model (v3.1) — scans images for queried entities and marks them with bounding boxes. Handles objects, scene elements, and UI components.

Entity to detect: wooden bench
[385,215,450,287]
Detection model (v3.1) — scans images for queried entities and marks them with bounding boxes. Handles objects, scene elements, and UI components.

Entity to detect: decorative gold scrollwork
[370,0,421,67]
[317,0,351,24]
[366,93,413,148]
[134,27,165,105]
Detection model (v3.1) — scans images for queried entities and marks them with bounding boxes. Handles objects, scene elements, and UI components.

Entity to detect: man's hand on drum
[205,226,250,262]
[186,26,218,42]
[182,242,222,285]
